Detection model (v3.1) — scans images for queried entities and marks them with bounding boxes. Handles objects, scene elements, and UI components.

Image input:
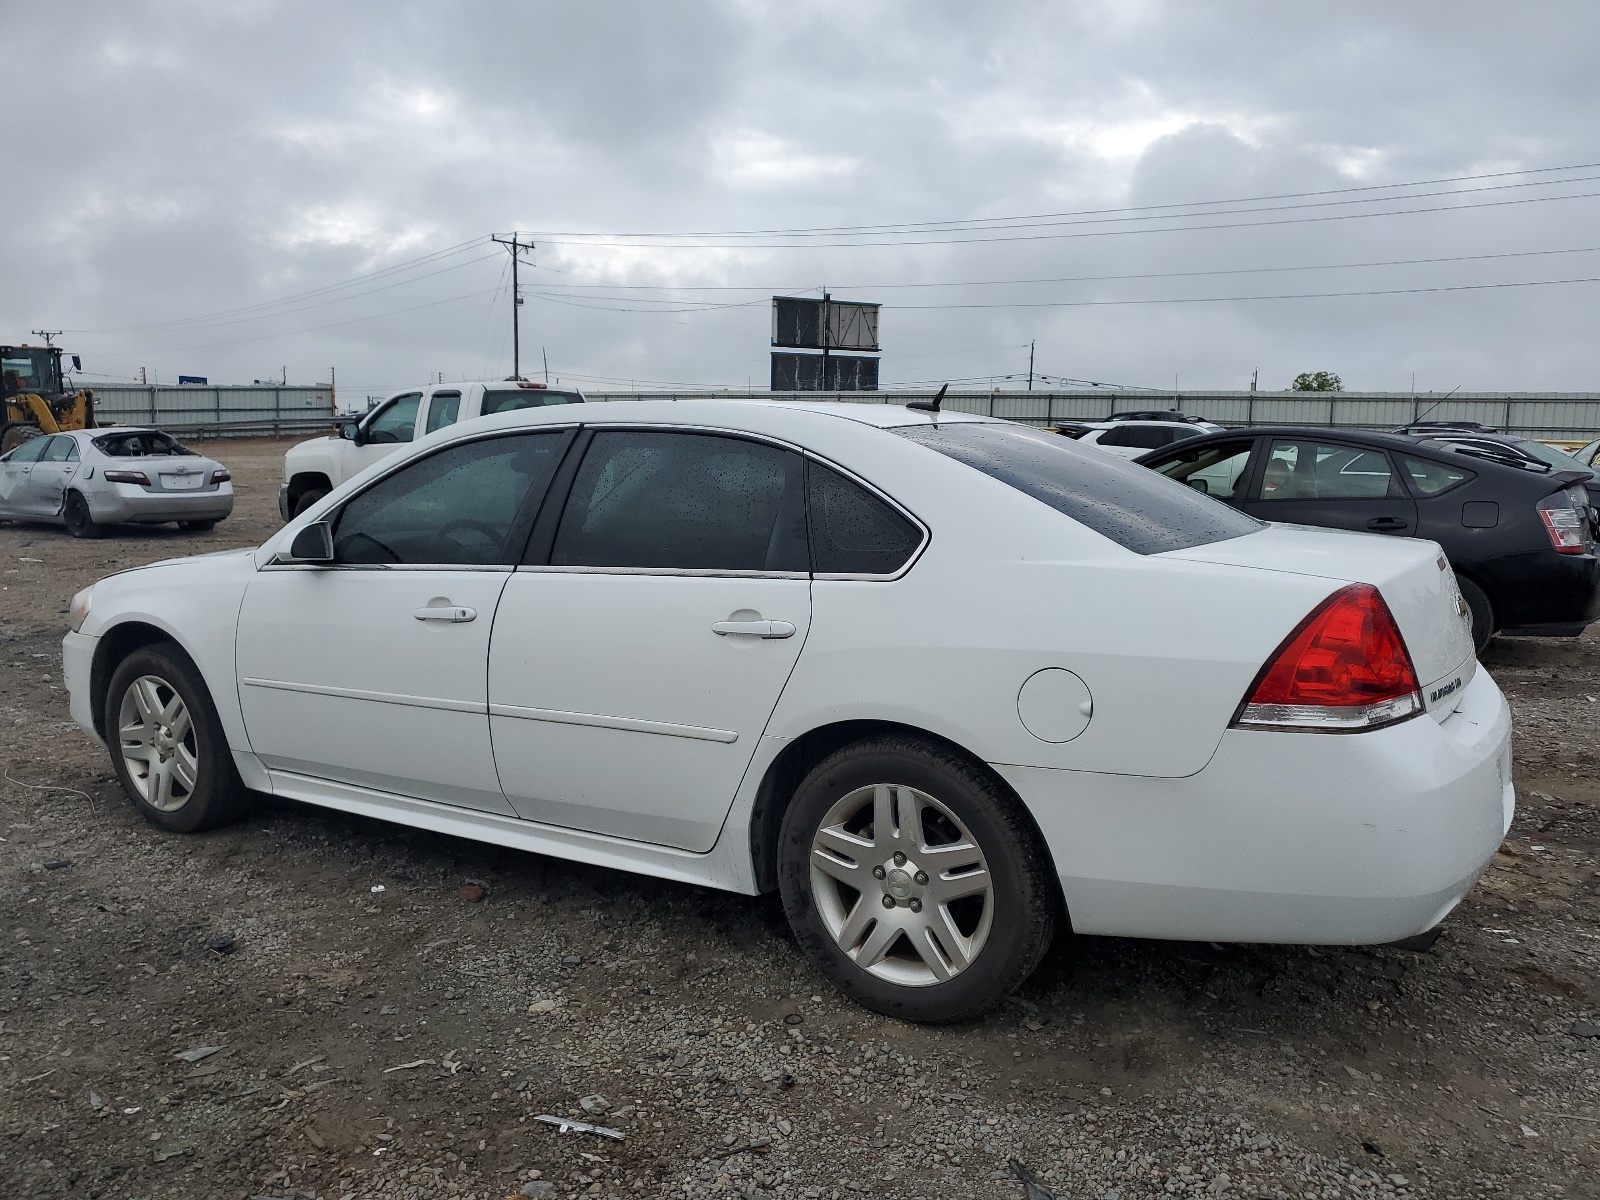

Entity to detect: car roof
[460,397,1001,433]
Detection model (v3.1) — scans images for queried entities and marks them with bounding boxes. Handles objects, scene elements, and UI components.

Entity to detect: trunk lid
[1165,525,1476,721]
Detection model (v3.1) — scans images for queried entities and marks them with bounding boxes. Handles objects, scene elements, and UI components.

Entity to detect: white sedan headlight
[68,585,94,633]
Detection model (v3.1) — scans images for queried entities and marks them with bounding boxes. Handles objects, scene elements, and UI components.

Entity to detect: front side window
[1260,440,1400,500]
[424,391,461,435]
[1401,455,1473,496]
[807,461,921,575]
[365,393,423,444]
[5,434,50,464]
[895,421,1261,555]
[551,430,806,572]
[1149,439,1254,501]
[333,432,566,566]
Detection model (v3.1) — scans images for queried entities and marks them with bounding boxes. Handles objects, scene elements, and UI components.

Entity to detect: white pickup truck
[278,380,584,520]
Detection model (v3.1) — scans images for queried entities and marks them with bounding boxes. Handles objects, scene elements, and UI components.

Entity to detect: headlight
[68,586,94,633]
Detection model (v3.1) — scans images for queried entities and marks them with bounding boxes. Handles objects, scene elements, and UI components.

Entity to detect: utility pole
[31,329,61,347]
[821,291,831,391]
[1027,341,1035,391]
[1250,368,1257,393]
[492,233,534,379]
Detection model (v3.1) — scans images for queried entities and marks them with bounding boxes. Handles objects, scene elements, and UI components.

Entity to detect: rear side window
[481,389,583,415]
[1401,455,1473,495]
[551,430,807,572]
[424,391,461,435]
[1098,424,1184,449]
[807,461,922,575]
[895,421,1261,555]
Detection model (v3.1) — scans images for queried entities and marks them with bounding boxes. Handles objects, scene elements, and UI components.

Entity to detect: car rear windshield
[92,431,193,457]
[894,421,1263,554]
[480,389,583,416]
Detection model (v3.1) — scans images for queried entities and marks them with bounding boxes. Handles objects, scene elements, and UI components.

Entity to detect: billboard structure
[771,294,880,390]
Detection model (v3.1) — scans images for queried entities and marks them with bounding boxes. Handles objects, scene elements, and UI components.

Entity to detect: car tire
[1459,576,1495,655]
[178,520,216,532]
[62,491,103,539]
[104,644,250,833]
[777,734,1057,1024]
[291,488,328,518]
[0,422,44,456]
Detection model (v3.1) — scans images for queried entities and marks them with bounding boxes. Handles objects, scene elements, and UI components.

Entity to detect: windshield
[92,431,195,457]
[1,348,62,396]
[894,420,1263,554]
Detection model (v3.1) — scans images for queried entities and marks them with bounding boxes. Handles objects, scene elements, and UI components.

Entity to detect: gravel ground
[1,436,1596,1200]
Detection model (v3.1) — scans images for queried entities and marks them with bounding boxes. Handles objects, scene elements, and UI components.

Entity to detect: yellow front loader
[1,344,97,454]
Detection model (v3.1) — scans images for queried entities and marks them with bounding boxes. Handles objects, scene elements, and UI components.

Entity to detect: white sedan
[62,400,1510,1022]
[0,428,233,536]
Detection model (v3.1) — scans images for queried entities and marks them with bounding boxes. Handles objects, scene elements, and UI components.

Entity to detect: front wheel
[62,491,103,539]
[778,735,1057,1023]
[105,645,249,832]
[291,488,328,518]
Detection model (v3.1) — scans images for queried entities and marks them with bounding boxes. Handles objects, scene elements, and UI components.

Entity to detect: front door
[1241,436,1419,536]
[489,428,812,851]
[0,434,52,516]
[236,428,571,812]
[344,391,424,477]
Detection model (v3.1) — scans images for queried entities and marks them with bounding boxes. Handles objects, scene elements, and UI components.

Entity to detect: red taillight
[210,469,230,484]
[102,469,150,485]
[1234,584,1422,732]
[1537,488,1591,554]
[515,381,548,389]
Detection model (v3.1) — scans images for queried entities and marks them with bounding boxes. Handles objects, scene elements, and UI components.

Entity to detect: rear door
[1240,436,1418,536]
[488,427,812,850]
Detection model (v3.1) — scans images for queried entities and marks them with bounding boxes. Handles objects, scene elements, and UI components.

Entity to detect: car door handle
[413,605,477,622]
[712,619,796,639]
[1366,517,1409,531]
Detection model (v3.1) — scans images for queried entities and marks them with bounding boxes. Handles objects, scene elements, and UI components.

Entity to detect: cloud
[5,0,1600,394]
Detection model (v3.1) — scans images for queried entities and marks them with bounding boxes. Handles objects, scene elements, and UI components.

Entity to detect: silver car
[0,428,233,537]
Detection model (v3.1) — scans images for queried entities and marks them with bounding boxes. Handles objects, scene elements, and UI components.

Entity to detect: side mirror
[286,521,334,563]
[338,421,362,443]
[1188,477,1210,495]
[71,355,82,371]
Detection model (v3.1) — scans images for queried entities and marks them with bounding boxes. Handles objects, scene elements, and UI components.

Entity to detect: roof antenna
[907,383,947,414]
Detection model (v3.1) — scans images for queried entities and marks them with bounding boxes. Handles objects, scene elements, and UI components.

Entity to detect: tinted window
[808,461,921,575]
[552,431,806,571]
[333,432,565,566]
[42,436,78,463]
[366,393,422,444]
[1261,440,1400,500]
[1099,424,1182,449]
[481,389,583,415]
[1401,456,1473,496]
[896,421,1261,555]
[1149,439,1254,501]
[424,391,461,435]
[6,434,50,463]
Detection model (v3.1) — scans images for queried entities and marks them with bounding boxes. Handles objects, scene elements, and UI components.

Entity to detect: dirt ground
[1,436,1597,1200]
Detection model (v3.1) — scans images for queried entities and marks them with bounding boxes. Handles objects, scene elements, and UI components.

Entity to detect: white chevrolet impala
[63,400,1511,1022]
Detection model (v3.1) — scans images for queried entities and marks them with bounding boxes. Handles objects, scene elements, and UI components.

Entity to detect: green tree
[1290,371,1343,392]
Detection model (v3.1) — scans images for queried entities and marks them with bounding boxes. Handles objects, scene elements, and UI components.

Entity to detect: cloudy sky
[9,1,1600,400]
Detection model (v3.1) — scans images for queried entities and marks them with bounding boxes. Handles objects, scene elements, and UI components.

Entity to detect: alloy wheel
[808,782,994,986]
[117,675,199,811]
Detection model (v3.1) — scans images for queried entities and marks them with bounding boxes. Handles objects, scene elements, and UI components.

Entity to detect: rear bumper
[1482,550,1600,631]
[87,485,234,524]
[1001,667,1512,945]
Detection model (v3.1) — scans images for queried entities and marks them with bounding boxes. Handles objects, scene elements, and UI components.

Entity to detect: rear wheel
[291,487,328,518]
[62,491,103,539]
[105,645,249,832]
[1459,576,1495,655]
[778,735,1057,1023]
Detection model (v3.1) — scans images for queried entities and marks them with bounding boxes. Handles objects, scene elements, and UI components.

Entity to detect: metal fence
[585,389,1600,442]
[85,383,335,437]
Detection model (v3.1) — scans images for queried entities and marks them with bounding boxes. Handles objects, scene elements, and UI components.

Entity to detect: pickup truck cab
[278,380,583,520]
